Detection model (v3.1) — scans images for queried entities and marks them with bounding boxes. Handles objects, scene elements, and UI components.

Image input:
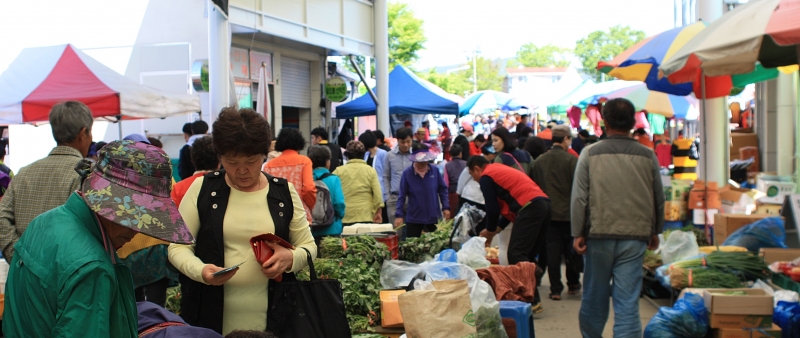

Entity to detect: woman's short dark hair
[275,128,306,152]
[310,127,328,140]
[191,135,219,170]
[182,123,193,135]
[518,126,532,138]
[308,145,331,168]
[524,136,548,160]
[358,130,378,149]
[373,130,386,143]
[345,140,366,160]
[212,107,272,157]
[603,98,636,132]
[147,137,163,149]
[442,121,449,128]
[474,134,486,143]
[491,127,517,152]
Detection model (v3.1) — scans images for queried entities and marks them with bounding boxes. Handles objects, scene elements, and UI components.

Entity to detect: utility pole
[472,49,478,93]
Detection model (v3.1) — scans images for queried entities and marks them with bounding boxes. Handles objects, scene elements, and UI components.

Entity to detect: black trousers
[134,277,170,308]
[546,221,582,294]
[507,198,551,304]
[406,223,437,238]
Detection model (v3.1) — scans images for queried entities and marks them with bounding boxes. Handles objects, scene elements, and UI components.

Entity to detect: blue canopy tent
[335,65,459,118]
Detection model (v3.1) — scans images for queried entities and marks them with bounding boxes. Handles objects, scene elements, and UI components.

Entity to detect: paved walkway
[533,266,664,337]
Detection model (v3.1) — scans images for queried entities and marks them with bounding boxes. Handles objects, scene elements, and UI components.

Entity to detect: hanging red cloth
[567,105,582,129]
[586,104,603,137]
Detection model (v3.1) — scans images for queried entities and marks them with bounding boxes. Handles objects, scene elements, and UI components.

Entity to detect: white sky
[0,0,149,75]
[400,0,678,69]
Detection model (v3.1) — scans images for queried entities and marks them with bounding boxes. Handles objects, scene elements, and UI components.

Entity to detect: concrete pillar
[758,80,778,173]
[208,0,231,121]
[776,73,796,176]
[696,0,728,185]
[373,0,390,134]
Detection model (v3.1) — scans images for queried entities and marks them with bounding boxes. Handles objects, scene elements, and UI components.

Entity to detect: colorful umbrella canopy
[0,44,200,124]
[660,0,800,91]
[597,22,706,96]
[580,83,698,119]
[459,90,527,116]
[546,79,639,114]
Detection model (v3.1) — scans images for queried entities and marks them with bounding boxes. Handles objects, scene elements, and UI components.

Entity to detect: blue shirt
[364,148,389,201]
[395,164,449,224]
[311,167,346,237]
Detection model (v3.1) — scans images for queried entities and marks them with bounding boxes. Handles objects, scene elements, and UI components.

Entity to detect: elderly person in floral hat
[3,140,194,338]
[394,143,449,237]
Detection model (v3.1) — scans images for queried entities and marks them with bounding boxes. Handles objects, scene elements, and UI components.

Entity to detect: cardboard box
[703,289,773,329]
[690,180,721,210]
[380,289,406,328]
[755,203,782,215]
[760,248,800,264]
[756,174,796,205]
[730,133,758,159]
[694,209,719,226]
[719,185,765,215]
[713,214,773,244]
[714,324,781,338]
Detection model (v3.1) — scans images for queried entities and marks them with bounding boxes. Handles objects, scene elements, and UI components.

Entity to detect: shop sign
[325,77,349,102]
[250,51,273,82]
[230,47,249,78]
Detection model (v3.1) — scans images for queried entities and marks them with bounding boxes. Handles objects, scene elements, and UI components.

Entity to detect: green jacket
[531,146,578,222]
[3,193,138,338]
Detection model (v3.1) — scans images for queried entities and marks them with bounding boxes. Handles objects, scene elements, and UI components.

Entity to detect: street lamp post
[472,50,478,93]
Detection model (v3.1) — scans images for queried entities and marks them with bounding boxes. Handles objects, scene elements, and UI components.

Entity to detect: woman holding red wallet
[168,107,317,335]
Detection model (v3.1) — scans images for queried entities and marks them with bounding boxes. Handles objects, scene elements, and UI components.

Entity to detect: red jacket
[480,163,548,231]
[171,172,206,208]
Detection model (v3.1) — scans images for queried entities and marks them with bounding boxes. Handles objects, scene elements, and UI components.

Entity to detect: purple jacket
[396,164,449,224]
[138,302,222,338]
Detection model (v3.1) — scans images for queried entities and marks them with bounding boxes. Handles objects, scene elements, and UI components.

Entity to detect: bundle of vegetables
[644,250,663,269]
[669,267,745,289]
[297,235,390,333]
[399,219,454,263]
[669,251,770,281]
[165,285,181,314]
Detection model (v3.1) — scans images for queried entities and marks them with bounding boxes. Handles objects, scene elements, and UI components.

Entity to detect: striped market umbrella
[580,83,698,119]
[597,22,706,96]
[660,0,800,92]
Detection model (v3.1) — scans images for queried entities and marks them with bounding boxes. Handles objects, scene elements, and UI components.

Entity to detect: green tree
[422,68,471,97]
[420,57,503,97]
[575,25,645,82]
[470,56,505,92]
[345,2,426,75]
[510,43,571,68]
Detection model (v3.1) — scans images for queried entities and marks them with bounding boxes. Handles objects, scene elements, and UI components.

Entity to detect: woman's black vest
[179,170,294,334]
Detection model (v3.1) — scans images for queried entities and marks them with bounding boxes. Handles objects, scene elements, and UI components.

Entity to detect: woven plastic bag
[722,217,786,252]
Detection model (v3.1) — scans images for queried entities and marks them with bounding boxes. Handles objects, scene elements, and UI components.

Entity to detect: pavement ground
[532,265,666,337]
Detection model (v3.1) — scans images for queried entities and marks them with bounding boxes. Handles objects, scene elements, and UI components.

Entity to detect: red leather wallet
[250,233,295,282]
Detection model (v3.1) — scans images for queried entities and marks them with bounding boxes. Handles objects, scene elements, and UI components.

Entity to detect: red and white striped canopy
[0,44,200,124]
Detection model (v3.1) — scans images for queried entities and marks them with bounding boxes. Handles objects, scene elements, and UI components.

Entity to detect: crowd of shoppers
[0,98,663,337]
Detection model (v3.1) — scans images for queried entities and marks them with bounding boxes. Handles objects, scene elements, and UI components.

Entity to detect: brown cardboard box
[760,248,800,264]
[719,185,765,214]
[714,324,782,338]
[730,133,758,159]
[755,202,782,215]
[689,180,721,210]
[713,214,773,245]
[380,289,406,328]
[703,289,773,329]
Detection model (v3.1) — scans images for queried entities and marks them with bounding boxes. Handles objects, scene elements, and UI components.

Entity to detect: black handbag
[267,248,351,338]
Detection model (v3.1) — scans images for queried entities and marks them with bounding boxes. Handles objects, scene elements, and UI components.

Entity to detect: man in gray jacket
[571,98,664,338]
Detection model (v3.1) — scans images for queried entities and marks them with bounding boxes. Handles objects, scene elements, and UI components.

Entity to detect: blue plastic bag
[644,293,708,338]
[436,249,458,263]
[722,217,787,252]
[775,301,800,338]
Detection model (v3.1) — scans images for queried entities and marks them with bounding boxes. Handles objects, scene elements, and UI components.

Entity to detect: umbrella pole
[118,115,123,140]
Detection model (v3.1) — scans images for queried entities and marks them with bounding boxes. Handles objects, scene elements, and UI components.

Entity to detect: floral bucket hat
[411,148,438,162]
[81,140,194,245]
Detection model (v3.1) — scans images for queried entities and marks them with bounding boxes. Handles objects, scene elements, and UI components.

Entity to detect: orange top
[171,172,206,208]
[637,136,655,149]
[263,149,317,209]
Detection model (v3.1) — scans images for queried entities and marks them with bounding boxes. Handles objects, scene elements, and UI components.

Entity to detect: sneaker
[531,302,544,314]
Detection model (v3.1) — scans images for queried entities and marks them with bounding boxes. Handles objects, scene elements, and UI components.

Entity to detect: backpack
[311,173,336,228]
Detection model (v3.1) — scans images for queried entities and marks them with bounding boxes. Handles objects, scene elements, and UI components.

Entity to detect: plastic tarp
[335,65,459,118]
[0,44,200,124]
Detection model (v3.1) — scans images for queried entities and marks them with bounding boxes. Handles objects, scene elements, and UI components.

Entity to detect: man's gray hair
[49,101,93,144]
[307,145,332,168]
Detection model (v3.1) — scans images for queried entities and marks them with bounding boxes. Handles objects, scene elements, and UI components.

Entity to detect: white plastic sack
[458,237,491,269]
[661,231,700,265]
[775,290,800,306]
[380,260,480,290]
[452,204,486,246]
[470,280,509,338]
[497,223,513,266]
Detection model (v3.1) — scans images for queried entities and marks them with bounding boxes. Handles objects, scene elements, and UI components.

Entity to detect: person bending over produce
[468,155,550,314]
